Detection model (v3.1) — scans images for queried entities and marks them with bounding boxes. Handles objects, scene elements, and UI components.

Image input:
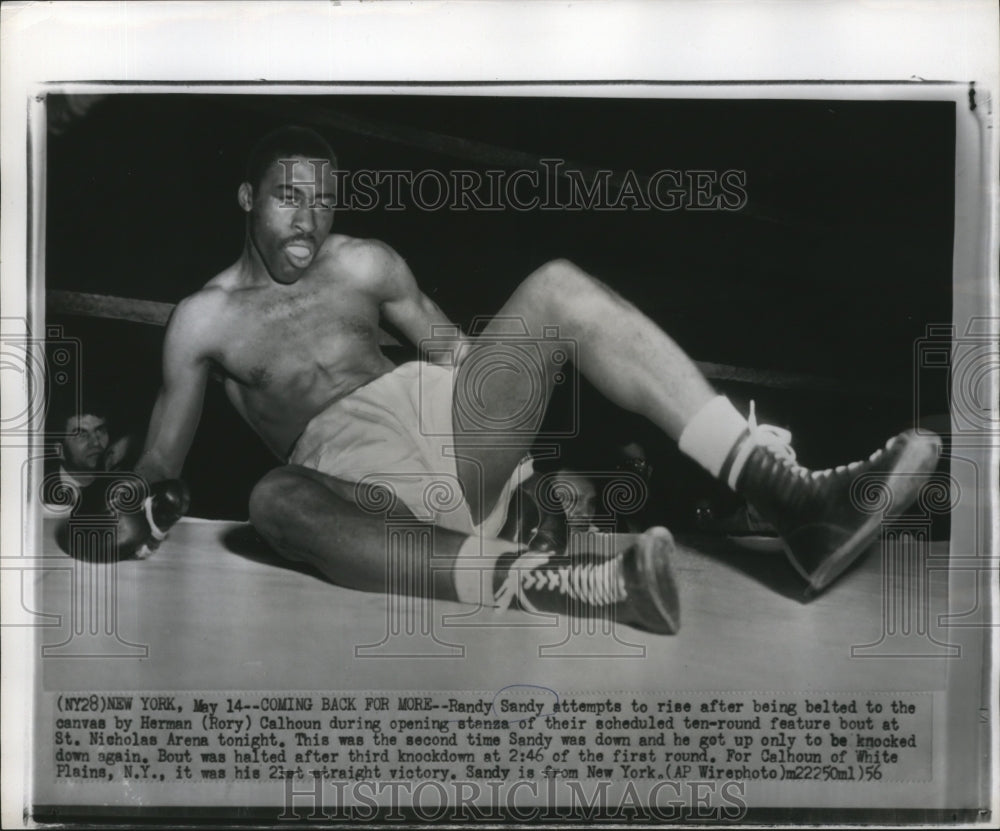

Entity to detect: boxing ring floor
[34,515,954,694]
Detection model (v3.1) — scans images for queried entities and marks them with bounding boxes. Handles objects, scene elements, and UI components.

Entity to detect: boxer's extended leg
[456,259,941,596]
[250,465,462,596]
[249,465,680,634]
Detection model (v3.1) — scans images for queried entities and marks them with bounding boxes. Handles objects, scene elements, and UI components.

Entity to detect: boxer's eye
[277,188,304,207]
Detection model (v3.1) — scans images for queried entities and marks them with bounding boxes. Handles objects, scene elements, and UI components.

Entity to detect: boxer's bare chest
[208,274,394,454]
[221,283,381,383]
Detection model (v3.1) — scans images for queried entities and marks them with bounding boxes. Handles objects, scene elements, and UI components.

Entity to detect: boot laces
[494,551,626,614]
[749,401,886,481]
[748,401,797,465]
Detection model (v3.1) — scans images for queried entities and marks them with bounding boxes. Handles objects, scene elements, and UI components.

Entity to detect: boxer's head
[239,126,339,284]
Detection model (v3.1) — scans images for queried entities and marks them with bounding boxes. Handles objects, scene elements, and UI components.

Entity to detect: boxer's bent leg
[250,465,467,600]
[492,259,715,435]
[455,258,715,523]
[458,259,942,598]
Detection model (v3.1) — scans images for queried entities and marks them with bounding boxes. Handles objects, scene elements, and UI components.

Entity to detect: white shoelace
[747,401,797,462]
[727,401,797,488]
[746,401,884,481]
[494,552,626,614]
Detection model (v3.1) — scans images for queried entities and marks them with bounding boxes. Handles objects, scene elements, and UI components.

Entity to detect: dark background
[44,93,954,522]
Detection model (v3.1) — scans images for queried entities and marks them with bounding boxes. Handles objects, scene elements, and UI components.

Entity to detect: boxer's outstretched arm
[351,238,467,364]
[135,294,213,483]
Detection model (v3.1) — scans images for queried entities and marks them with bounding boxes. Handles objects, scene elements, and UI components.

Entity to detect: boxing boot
[493,527,680,634]
[728,418,941,596]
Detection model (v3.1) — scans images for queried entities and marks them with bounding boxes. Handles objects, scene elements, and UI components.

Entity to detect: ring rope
[48,288,894,396]
[48,289,401,346]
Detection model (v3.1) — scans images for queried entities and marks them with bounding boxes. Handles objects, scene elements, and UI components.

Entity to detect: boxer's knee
[522,259,618,317]
[249,467,300,545]
[524,258,586,299]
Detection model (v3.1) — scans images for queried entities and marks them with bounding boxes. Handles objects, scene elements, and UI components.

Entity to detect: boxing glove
[131,479,190,559]
[56,477,190,562]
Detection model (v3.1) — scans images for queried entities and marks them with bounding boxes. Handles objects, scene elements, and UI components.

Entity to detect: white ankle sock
[678,396,751,489]
[453,536,524,606]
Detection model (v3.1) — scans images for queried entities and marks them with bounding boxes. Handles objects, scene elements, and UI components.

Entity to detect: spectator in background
[47,400,137,506]
[47,398,177,562]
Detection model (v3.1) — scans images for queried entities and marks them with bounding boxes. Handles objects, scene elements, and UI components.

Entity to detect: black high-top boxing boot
[492,527,680,634]
[726,420,941,597]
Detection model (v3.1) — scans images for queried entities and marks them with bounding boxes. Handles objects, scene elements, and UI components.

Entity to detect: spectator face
[59,414,109,472]
[554,471,598,524]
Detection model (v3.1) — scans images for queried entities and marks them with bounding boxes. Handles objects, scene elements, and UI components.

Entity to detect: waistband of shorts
[285,361,440,462]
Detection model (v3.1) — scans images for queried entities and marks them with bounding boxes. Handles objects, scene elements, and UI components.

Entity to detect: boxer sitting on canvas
[128,126,939,634]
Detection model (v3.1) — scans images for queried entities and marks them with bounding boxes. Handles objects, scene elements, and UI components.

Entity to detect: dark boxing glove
[56,476,190,562]
[131,479,190,559]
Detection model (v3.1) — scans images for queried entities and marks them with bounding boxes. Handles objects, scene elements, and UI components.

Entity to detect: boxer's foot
[494,527,680,634]
[735,429,941,597]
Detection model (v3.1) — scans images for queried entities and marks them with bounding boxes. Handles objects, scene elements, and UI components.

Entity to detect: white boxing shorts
[288,362,533,537]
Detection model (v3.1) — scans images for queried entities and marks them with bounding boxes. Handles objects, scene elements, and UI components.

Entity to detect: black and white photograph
[2,2,997,827]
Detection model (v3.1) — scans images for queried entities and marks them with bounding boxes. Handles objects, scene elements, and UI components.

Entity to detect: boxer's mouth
[284,240,314,266]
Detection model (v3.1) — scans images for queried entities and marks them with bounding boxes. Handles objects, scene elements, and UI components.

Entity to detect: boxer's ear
[238,182,253,212]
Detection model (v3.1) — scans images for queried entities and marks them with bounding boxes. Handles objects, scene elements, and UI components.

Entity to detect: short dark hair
[47,395,110,437]
[244,125,338,192]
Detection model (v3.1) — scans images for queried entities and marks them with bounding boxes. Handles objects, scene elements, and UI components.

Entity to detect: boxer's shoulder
[200,262,246,293]
[164,284,233,353]
[175,284,230,320]
[319,236,414,306]
[320,234,403,278]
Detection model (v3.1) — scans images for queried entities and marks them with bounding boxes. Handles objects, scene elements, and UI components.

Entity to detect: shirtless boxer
[135,125,940,634]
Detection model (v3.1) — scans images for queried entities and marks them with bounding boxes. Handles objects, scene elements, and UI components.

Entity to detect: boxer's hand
[129,479,190,559]
[146,479,190,532]
[56,476,190,562]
